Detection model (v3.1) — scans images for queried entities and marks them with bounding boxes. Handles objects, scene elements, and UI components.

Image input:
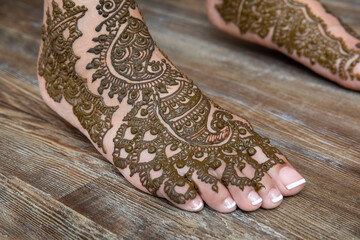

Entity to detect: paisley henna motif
[216,0,360,81]
[40,0,285,204]
[38,0,118,151]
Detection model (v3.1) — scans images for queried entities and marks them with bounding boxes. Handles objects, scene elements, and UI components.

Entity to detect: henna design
[216,0,360,81]
[38,0,118,151]
[40,0,285,204]
[86,0,285,203]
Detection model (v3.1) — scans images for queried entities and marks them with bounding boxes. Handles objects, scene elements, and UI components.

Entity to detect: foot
[207,0,360,91]
[38,0,305,213]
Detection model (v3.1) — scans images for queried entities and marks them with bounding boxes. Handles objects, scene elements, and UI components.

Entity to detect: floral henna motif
[87,0,285,203]
[216,0,360,81]
[38,0,118,151]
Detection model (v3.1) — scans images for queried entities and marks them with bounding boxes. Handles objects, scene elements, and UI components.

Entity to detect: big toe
[274,165,306,196]
[243,146,306,197]
[266,155,306,196]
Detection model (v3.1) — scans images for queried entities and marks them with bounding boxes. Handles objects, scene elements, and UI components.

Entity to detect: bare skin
[38,0,305,213]
[207,0,360,91]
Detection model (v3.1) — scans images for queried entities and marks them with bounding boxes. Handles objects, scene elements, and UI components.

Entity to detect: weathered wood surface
[0,0,359,239]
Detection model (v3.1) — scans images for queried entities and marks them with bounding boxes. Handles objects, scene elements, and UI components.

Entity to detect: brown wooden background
[0,0,359,239]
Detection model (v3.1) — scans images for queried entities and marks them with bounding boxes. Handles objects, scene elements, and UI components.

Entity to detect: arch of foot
[39,0,286,205]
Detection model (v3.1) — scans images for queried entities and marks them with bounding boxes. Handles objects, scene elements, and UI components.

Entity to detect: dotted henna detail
[38,0,118,152]
[87,0,285,203]
[216,0,360,81]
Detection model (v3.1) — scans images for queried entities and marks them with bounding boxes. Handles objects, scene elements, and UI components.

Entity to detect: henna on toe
[38,0,305,212]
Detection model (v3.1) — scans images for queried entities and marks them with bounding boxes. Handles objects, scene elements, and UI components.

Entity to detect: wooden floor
[1,0,359,239]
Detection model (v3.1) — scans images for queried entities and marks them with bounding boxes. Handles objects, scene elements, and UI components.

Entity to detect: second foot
[37,0,306,213]
[207,0,360,91]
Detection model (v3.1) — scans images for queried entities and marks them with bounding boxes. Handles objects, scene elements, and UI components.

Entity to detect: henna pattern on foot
[39,0,286,204]
[38,0,118,151]
[216,0,360,82]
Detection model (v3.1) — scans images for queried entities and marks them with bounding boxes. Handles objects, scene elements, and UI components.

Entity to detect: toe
[213,159,262,211]
[249,146,306,197]
[255,173,283,209]
[271,158,306,196]
[262,153,306,197]
[158,182,204,212]
[169,195,204,212]
[192,172,237,213]
[227,185,263,211]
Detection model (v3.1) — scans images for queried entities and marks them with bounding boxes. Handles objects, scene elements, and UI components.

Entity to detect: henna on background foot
[216,0,360,82]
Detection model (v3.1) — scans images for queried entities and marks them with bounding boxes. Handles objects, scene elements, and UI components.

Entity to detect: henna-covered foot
[38,0,305,212]
[207,0,360,91]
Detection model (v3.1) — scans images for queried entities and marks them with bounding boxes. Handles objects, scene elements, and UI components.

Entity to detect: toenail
[248,191,262,205]
[224,197,236,209]
[279,166,306,190]
[269,189,283,203]
[190,198,203,211]
[286,178,306,190]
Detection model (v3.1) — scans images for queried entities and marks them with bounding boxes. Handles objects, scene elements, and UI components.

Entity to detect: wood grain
[0,0,359,239]
[0,172,117,239]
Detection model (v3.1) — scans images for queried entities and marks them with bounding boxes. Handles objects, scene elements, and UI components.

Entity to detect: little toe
[168,195,204,212]
[157,182,204,212]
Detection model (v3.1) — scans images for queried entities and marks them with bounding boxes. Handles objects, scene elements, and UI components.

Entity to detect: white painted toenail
[248,191,262,206]
[224,197,236,209]
[271,194,283,203]
[269,188,283,204]
[286,178,306,190]
[191,199,203,211]
[279,166,304,189]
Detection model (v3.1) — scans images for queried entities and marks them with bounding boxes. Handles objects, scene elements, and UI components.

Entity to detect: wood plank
[0,0,42,86]
[0,172,117,239]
